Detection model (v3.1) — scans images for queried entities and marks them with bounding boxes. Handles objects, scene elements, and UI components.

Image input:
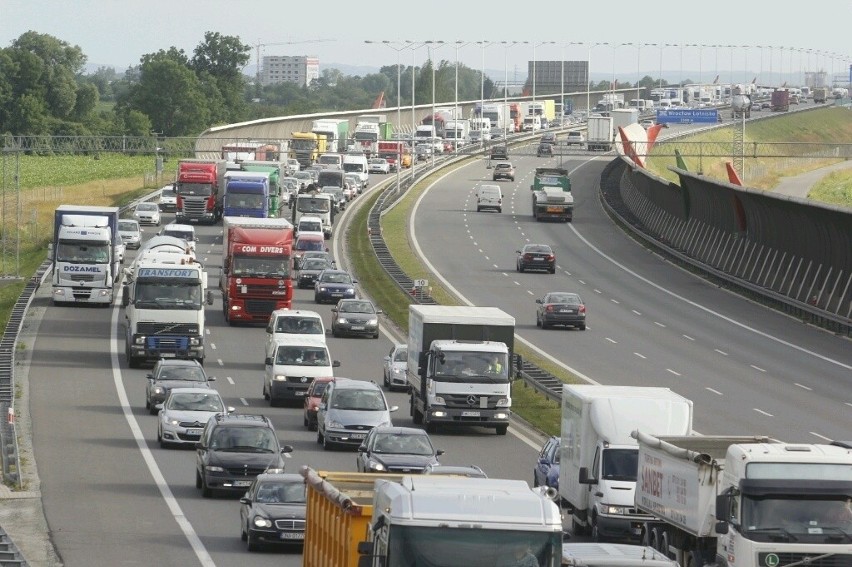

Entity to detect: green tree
[191,32,250,123]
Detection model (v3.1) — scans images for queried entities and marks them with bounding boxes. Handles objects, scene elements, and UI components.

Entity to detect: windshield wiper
[747,527,798,542]
[223,446,273,453]
[818,526,852,541]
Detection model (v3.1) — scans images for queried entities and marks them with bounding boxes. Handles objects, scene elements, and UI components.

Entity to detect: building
[261,55,320,87]
[526,61,589,94]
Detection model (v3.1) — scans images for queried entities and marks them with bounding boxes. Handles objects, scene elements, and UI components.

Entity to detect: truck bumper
[129,343,204,362]
[226,298,289,324]
[427,407,511,427]
[595,512,651,540]
[175,212,217,224]
[53,286,113,304]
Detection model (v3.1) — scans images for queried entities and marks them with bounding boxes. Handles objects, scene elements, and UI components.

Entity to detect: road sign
[414,279,428,288]
[655,109,718,124]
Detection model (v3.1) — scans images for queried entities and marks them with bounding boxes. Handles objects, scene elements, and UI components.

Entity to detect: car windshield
[320,273,352,284]
[275,346,329,366]
[339,301,375,314]
[300,221,323,233]
[156,366,207,382]
[211,427,277,452]
[166,392,223,412]
[295,238,324,252]
[373,433,433,455]
[332,389,386,411]
[274,317,322,335]
[254,481,306,504]
[119,221,138,232]
[547,294,580,305]
[310,381,329,397]
[301,259,329,271]
[136,203,158,212]
[393,349,408,362]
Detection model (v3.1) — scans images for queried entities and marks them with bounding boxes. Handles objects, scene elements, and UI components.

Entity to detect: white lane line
[473,241,478,246]
[109,292,216,566]
[563,271,570,276]
[634,352,647,359]
[485,256,490,261]
[794,383,813,391]
[714,349,728,356]
[846,402,852,408]
[217,359,224,366]
[754,408,773,417]
[750,365,766,372]
[611,299,620,304]
[666,369,681,376]
[578,280,586,285]
[654,322,666,327]
[527,290,534,295]
[810,432,832,441]
[683,334,695,341]
[226,376,235,385]
[240,398,249,406]
[478,249,483,253]
[513,281,521,286]
[632,310,641,315]
[493,264,499,269]
[210,343,216,350]
[605,338,617,344]
[502,272,509,277]
[706,387,723,396]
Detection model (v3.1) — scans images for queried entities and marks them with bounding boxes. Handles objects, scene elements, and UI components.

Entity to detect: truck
[290,132,327,167]
[631,432,852,567]
[509,102,523,132]
[407,305,515,436]
[220,141,282,164]
[311,119,350,154]
[240,160,287,215]
[352,122,381,157]
[586,115,614,151]
[356,114,387,125]
[559,385,694,541]
[175,159,227,224]
[443,118,470,149]
[122,252,212,367]
[301,467,564,567]
[813,87,829,103]
[479,103,505,131]
[292,192,334,238]
[530,168,574,222]
[220,216,294,325]
[771,89,790,112]
[377,140,411,170]
[526,100,557,127]
[421,107,461,138]
[731,84,752,119]
[611,108,640,136]
[51,205,121,306]
[222,171,270,218]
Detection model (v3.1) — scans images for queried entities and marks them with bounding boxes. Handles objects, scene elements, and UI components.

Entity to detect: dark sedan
[296,258,332,289]
[533,436,560,490]
[314,269,358,304]
[145,359,215,414]
[516,244,556,274]
[536,292,586,330]
[356,426,443,474]
[239,473,307,551]
[331,299,381,338]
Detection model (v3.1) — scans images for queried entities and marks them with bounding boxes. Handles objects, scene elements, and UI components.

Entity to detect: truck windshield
[601,448,638,481]
[134,282,202,310]
[387,527,561,567]
[231,255,290,278]
[292,139,317,150]
[742,496,852,542]
[343,163,364,173]
[433,352,509,383]
[354,132,378,141]
[56,241,110,263]
[297,198,330,214]
[177,182,213,197]
[224,193,265,210]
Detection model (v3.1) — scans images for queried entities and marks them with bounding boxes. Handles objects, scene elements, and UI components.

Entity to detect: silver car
[316,379,398,451]
[382,343,408,391]
[118,219,141,250]
[157,388,234,448]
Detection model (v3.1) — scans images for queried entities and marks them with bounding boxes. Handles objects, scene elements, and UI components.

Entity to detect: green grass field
[809,168,852,206]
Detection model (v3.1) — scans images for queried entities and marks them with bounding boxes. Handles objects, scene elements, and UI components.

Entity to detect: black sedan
[536,292,586,330]
[331,299,382,338]
[516,244,556,274]
[314,269,358,304]
[356,426,443,474]
[239,473,307,551]
[145,359,215,414]
[296,258,333,289]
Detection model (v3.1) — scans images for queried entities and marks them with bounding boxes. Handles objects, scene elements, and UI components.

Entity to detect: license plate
[560,308,575,313]
[462,411,480,417]
[160,353,176,358]
[331,292,342,296]
[184,429,202,436]
[350,433,366,439]
[350,326,364,331]
[534,257,544,261]
[281,532,304,540]
[233,480,252,487]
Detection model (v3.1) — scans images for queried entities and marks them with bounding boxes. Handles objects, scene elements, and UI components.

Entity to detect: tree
[191,32,250,122]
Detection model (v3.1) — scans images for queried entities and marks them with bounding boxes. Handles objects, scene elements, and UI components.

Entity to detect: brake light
[578,305,586,314]
[547,254,555,260]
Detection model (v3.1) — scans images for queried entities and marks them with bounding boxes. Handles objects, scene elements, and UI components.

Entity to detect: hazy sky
[2,0,850,84]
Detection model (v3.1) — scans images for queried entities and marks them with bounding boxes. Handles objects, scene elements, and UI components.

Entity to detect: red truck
[771,89,790,112]
[221,217,294,325]
[509,103,523,132]
[377,141,412,171]
[176,159,227,224]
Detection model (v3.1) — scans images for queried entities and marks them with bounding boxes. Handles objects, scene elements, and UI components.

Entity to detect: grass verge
[809,168,852,206]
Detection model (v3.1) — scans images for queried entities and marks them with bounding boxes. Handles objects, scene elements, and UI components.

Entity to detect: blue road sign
[656,109,719,124]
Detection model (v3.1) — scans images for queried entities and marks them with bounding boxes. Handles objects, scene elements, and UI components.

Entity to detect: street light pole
[426,41,446,168]
[501,41,521,138]
[453,41,473,153]
[477,41,495,148]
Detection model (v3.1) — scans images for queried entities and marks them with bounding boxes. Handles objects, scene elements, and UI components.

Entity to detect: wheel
[149,403,158,416]
[496,424,508,435]
[246,532,260,552]
[579,323,586,331]
[497,208,502,213]
[262,382,269,401]
[536,315,541,328]
[591,514,601,542]
[303,414,309,427]
[201,475,212,498]
[316,430,324,444]
[572,516,589,537]
[373,332,379,339]
[533,474,539,487]
[519,265,525,273]
[541,320,550,330]
[425,419,437,433]
[322,434,333,451]
[331,327,339,338]
[196,470,202,489]
[128,355,140,369]
[383,372,390,388]
[314,295,322,304]
[411,398,423,425]
[476,206,482,212]
[549,267,556,274]
[308,420,317,432]
[145,397,150,410]
[241,523,248,542]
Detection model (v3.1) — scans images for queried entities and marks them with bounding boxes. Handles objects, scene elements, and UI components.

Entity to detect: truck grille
[138,322,199,335]
[443,394,500,409]
[146,336,189,350]
[246,299,277,315]
[758,553,852,567]
[180,197,210,216]
[68,274,97,282]
[242,284,282,295]
[72,289,93,300]
[274,519,306,531]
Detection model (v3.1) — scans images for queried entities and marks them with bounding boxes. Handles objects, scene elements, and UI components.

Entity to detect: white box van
[264,336,339,405]
[265,309,326,358]
[342,153,370,187]
[476,184,503,213]
[296,216,324,239]
[523,115,541,132]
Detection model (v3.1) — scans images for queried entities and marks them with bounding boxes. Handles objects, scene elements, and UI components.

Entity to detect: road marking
[714,349,728,356]
[605,337,617,343]
[563,271,571,276]
[810,432,832,441]
[754,408,773,417]
[610,299,619,304]
[846,402,852,408]
[217,359,224,366]
[513,281,520,286]
[634,352,646,359]
[226,376,235,385]
[485,256,490,261]
[578,280,586,285]
[478,249,483,253]
[667,369,681,376]
[750,365,766,372]
[706,387,723,396]
[473,241,478,246]
[683,334,695,341]
[654,322,666,327]
[794,383,813,391]
[240,398,249,406]
[205,328,211,335]
[210,343,216,350]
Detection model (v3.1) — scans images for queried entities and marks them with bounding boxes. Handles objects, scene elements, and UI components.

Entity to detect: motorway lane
[413,144,852,442]
[31,178,548,566]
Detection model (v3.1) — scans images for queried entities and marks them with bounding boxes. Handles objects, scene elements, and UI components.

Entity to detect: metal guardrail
[0,527,26,566]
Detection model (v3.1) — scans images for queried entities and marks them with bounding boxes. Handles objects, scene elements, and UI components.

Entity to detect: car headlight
[368,461,385,471]
[496,397,510,408]
[265,467,285,474]
[273,375,287,381]
[603,505,627,515]
[346,288,354,293]
[319,286,327,292]
[189,337,200,346]
[328,420,344,429]
[167,418,180,426]
[135,336,146,345]
[433,396,445,405]
[153,387,163,394]
[366,318,378,326]
[205,466,225,472]
[253,516,273,528]
[337,318,348,324]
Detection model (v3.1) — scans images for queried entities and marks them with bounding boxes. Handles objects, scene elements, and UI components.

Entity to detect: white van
[265,309,326,358]
[342,153,370,187]
[296,215,324,238]
[523,115,542,132]
[476,184,503,213]
[317,153,343,169]
[263,336,340,405]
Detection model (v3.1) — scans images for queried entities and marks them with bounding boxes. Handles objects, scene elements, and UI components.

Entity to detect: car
[541,132,557,144]
[382,343,408,391]
[157,387,234,448]
[158,183,177,212]
[516,243,556,274]
[368,158,390,174]
[263,337,339,406]
[316,378,398,451]
[159,223,196,252]
[344,173,363,195]
[293,171,313,190]
[536,292,586,330]
[640,119,655,129]
[565,131,585,146]
[145,359,215,415]
[292,233,327,269]
[330,299,381,339]
[265,309,326,358]
[195,413,293,497]
[751,103,762,112]
[536,143,553,157]
[314,269,358,304]
[356,426,443,474]
[239,472,307,551]
[533,436,560,489]
[300,250,335,268]
[302,376,333,431]
[490,145,509,160]
[761,101,771,109]
[476,184,503,213]
[296,215,325,238]
[321,186,346,211]
[285,158,301,175]
[423,464,488,478]
[492,162,515,182]
[296,257,333,289]
[414,144,433,161]
[118,219,141,250]
[134,201,161,226]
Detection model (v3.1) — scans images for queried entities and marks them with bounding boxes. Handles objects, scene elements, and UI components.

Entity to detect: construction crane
[253,39,333,90]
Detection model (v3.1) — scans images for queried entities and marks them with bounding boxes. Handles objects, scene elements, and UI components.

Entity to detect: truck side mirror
[122,286,130,307]
[715,490,732,521]
[264,357,273,366]
[715,521,729,535]
[332,360,341,368]
[579,467,595,484]
[206,290,213,306]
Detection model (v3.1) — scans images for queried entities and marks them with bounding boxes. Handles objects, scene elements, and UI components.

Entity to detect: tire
[196,470,202,489]
[425,419,437,434]
[303,414,309,427]
[383,372,389,388]
[411,398,423,425]
[373,332,379,339]
[322,434,333,451]
[331,327,339,338]
[128,354,140,369]
[145,397,150,410]
[201,476,212,498]
[497,208,502,213]
[549,267,556,274]
[316,430,324,444]
[572,516,589,537]
[591,514,601,542]
[533,474,539,487]
[496,424,508,436]
[246,532,260,552]
[536,315,541,328]
[541,320,550,330]
[314,295,322,304]
[519,265,525,273]
[149,403,158,416]
[262,383,269,401]
[579,324,587,331]
[476,206,481,212]
[241,524,248,542]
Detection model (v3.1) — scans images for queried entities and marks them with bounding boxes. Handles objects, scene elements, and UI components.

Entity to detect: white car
[368,158,390,174]
[565,131,585,146]
[134,202,161,226]
[159,223,197,252]
[158,183,177,211]
[118,219,142,250]
[382,343,408,391]
[157,388,234,448]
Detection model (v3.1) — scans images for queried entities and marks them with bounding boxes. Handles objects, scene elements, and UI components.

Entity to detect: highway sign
[414,279,428,288]
[656,109,719,124]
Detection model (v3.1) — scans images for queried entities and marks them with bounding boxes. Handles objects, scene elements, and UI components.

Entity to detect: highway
[24,139,852,565]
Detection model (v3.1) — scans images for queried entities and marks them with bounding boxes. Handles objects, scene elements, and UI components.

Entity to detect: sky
[2,0,851,85]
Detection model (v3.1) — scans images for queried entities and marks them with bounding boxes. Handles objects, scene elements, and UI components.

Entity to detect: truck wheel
[591,514,601,542]
[246,532,260,552]
[572,516,589,537]
[496,425,508,435]
[425,419,437,434]
[196,470,202,489]
[411,398,423,425]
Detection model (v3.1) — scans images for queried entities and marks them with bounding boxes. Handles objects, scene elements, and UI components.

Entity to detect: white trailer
[586,116,614,151]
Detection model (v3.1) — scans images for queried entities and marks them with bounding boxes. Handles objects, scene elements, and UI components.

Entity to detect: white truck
[122,252,212,368]
[632,432,852,567]
[586,115,614,151]
[407,305,515,435]
[292,192,334,239]
[51,205,122,306]
[559,385,694,541]
[443,118,470,149]
[353,122,380,156]
[611,108,640,137]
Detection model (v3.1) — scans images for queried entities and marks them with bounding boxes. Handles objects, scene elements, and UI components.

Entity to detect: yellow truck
[301,466,564,567]
[290,132,327,168]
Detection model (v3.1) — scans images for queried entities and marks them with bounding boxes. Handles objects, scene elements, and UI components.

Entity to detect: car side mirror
[332,360,341,368]
[145,374,154,379]
[239,497,251,505]
[154,403,163,411]
[207,376,216,381]
[389,405,399,413]
[376,309,383,314]
[436,449,445,456]
[264,357,273,366]
[226,406,236,414]
[281,445,293,454]
[195,442,205,450]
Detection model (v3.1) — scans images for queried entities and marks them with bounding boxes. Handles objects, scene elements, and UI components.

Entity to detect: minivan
[265,309,326,358]
[264,336,340,406]
[523,115,542,132]
[476,185,503,213]
[343,153,370,187]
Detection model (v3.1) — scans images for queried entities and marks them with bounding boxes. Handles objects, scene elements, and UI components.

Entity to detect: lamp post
[587,42,609,117]
[477,41,495,148]
[426,40,446,167]
[501,41,522,138]
[452,41,473,153]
